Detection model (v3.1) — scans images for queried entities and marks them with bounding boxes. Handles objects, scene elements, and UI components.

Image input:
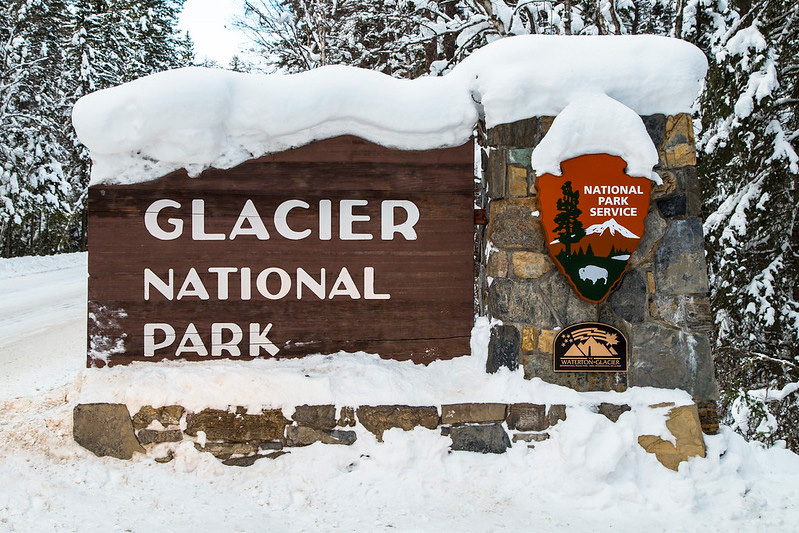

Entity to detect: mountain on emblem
[536,154,652,302]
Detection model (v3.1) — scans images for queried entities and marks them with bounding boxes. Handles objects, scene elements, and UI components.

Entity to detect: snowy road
[0,253,86,400]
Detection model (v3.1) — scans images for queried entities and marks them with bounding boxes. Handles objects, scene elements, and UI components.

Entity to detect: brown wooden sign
[536,154,652,303]
[88,136,475,367]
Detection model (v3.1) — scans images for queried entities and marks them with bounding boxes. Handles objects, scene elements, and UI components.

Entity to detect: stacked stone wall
[477,114,718,406]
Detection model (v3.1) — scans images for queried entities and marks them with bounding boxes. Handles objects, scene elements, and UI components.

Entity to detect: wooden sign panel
[88,136,475,367]
[536,154,652,303]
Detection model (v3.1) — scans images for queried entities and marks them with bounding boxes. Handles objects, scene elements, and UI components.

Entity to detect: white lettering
[256,267,291,299]
[144,268,174,300]
[250,323,279,356]
[208,267,237,300]
[175,323,208,356]
[363,267,390,300]
[144,323,176,356]
[211,323,243,356]
[319,199,332,240]
[275,200,311,240]
[177,268,210,300]
[340,200,372,240]
[381,200,419,240]
[144,199,183,240]
[297,267,326,299]
[328,267,360,299]
[191,200,225,240]
[229,199,270,240]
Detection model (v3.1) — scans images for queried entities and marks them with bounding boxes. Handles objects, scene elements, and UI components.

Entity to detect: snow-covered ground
[1,253,798,532]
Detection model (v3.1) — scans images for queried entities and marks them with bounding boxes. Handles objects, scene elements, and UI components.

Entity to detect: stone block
[338,406,356,427]
[539,274,597,325]
[642,114,667,149]
[487,324,521,373]
[440,403,507,425]
[508,166,529,197]
[657,194,687,218]
[286,426,357,446]
[195,441,259,459]
[661,114,697,168]
[485,147,507,199]
[485,198,545,250]
[538,329,558,353]
[488,279,551,326]
[695,399,720,435]
[654,218,710,294]
[652,170,679,198]
[73,404,145,460]
[512,432,550,443]
[508,148,533,167]
[608,269,647,323]
[630,323,718,399]
[487,117,553,147]
[638,404,705,471]
[506,403,547,431]
[597,403,631,422]
[649,294,713,334]
[356,405,439,441]
[185,407,289,443]
[486,251,508,278]
[137,429,183,445]
[222,451,288,467]
[292,404,336,430]
[132,405,185,430]
[547,404,567,426]
[630,208,667,265]
[449,424,511,454]
[521,327,538,352]
[511,252,553,280]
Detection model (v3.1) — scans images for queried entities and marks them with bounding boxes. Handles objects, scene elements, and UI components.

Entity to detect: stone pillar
[478,114,718,405]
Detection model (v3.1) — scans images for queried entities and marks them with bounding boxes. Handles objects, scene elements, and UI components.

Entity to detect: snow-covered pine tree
[0,0,78,256]
[698,0,799,450]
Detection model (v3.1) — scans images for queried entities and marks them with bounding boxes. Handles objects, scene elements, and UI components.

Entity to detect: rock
[597,403,631,422]
[338,407,356,427]
[488,279,551,325]
[508,148,533,167]
[449,424,511,454]
[292,405,336,430]
[506,403,547,431]
[485,147,507,199]
[356,405,439,441]
[222,451,288,467]
[608,269,648,323]
[652,169,679,198]
[512,432,550,443]
[638,404,706,471]
[286,426,357,446]
[259,441,284,450]
[521,327,538,352]
[137,429,183,445]
[485,198,545,250]
[661,114,697,168]
[630,322,718,399]
[487,117,553,147]
[132,405,184,430]
[695,399,720,435]
[511,252,553,280]
[486,251,508,278]
[642,114,667,149]
[440,403,507,425]
[657,194,687,218]
[547,405,567,426]
[508,166,529,197]
[73,403,144,460]
[185,407,289,443]
[538,273,597,325]
[154,451,174,463]
[630,208,667,265]
[654,218,710,294]
[649,294,714,334]
[195,441,259,459]
[487,324,521,373]
[537,329,558,353]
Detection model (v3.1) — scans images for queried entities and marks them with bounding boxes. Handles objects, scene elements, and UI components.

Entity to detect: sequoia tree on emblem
[536,153,652,302]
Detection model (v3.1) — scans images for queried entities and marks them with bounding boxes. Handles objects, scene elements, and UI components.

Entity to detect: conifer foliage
[0,0,191,256]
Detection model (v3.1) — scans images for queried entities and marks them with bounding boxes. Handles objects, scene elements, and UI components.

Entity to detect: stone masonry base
[73,401,709,471]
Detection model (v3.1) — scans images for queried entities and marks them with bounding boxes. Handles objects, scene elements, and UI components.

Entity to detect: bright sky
[178,0,250,66]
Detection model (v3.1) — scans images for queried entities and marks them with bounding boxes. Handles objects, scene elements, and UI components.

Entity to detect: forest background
[1,0,796,450]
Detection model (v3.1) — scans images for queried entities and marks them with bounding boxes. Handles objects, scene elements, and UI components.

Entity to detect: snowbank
[73,35,707,185]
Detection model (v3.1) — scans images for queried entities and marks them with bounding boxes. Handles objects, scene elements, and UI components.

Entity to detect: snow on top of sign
[531,94,662,182]
[72,35,707,185]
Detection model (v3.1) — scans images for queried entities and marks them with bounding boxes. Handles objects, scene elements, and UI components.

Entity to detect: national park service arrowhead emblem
[536,154,652,302]
[554,322,628,372]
